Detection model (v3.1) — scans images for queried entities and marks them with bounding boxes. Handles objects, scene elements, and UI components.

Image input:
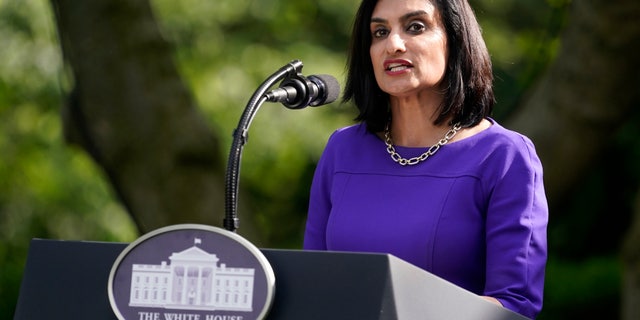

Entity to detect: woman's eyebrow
[401,10,428,22]
[370,17,387,24]
[370,10,428,25]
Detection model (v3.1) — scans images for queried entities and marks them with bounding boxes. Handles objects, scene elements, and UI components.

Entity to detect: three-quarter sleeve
[303,131,338,250]
[483,135,548,319]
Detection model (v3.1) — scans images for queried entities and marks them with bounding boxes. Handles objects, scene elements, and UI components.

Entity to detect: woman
[303,0,548,318]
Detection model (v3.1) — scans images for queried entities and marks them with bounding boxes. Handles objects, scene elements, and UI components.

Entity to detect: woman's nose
[386,33,406,54]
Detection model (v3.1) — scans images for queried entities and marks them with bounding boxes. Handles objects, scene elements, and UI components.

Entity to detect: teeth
[389,66,408,72]
[387,63,408,72]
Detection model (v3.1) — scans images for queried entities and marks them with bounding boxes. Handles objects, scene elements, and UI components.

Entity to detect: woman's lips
[384,59,413,74]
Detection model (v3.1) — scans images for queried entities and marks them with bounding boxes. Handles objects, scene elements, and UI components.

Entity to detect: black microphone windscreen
[311,74,340,105]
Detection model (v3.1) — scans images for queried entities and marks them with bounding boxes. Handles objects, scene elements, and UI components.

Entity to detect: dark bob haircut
[343,0,495,132]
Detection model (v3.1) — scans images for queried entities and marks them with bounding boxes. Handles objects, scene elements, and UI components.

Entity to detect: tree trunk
[507,0,640,203]
[622,191,640,319]
[49,0,240,236]
[505,1,640,318]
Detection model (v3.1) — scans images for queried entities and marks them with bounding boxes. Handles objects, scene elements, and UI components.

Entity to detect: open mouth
[385,61,412,72]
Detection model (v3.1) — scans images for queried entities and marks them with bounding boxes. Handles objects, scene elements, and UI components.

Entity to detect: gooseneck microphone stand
[223,60,304,232]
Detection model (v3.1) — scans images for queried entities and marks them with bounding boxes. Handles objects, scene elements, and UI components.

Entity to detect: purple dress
[303,119,548,319]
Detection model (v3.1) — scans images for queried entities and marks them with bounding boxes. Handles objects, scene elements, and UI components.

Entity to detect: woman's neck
[388,94,449,147]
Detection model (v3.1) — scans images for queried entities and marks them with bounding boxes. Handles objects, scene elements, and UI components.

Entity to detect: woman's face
[369,0,448,98]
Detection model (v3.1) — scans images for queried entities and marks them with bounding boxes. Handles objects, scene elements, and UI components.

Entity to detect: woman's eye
[372,28,389,38]
[407,22,426,33]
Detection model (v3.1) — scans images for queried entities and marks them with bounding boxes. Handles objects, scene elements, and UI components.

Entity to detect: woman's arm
[483,136,548,319]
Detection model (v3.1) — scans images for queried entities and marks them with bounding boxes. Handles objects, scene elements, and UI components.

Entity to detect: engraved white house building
[128,239,255,312]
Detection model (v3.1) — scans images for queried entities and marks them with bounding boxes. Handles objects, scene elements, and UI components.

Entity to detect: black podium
[14,239,528,320]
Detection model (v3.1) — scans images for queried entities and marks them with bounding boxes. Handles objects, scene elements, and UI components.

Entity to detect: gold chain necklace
[384,122,462,166]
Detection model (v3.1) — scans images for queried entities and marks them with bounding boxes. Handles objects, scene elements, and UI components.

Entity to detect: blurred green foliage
[0,0,633,319]
[0,0,138,317]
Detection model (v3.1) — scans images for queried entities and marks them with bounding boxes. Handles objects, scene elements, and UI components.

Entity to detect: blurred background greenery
[1,0,637,319]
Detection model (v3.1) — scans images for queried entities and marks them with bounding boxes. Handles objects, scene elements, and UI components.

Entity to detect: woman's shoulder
[326,122,373,146]
[477,119,542,169]
[332,122,369,137]
[474,119,537,153]
[319,122,383,166]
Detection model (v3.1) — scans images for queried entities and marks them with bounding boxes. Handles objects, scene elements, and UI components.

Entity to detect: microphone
[264,73,340,109]
[224,60,336,233]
